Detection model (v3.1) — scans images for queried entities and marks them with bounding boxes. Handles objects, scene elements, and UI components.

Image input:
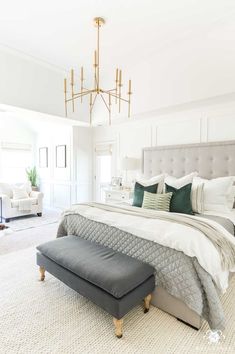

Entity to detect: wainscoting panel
[156,118,201,146]
[119,123,152,158]
[53,183,71,209]
[39,181,51,207]
[207,115,235,142]
[93,99,235,197]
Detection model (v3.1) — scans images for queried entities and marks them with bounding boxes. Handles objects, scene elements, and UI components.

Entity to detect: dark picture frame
[56,145,67,168]
[39,147,48,168]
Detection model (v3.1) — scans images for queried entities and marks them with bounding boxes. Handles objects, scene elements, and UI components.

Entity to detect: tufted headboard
[142,140,235,179]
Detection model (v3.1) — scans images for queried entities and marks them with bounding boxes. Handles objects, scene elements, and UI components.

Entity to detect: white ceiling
[0,0,235,75]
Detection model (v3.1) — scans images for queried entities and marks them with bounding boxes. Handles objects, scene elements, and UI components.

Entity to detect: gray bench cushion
[37,236,155,299]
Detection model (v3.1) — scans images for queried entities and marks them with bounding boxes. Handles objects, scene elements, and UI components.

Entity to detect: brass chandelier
[63,17,132,125]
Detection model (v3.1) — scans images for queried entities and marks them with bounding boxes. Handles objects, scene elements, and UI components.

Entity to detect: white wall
[93,99,235,180]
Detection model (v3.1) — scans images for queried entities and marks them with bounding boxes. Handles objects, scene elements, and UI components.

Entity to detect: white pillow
[191,179,204,214]
[136,174,165,193]
[194,176,234,213]
[227,185,235,210]
[12,187,29,200]
[164,172,198,189]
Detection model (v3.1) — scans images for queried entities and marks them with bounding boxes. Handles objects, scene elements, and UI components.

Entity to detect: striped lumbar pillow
[191,181,204,214]
[142,191,173,211]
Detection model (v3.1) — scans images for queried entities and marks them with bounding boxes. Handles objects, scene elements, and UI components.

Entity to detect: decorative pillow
[136,174,165,193]
[142,191,173,211]
[12,187,29,200]
[164,172,198,190]
[165,183,194,215]
[191,180,204,214]
[133,182,158,207]
[194,176,234,213]
[136,173,166,193]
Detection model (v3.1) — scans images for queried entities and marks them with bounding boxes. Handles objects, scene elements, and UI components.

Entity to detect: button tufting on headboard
[142,141,235,179]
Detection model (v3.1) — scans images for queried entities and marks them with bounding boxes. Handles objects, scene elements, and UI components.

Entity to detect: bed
[141,140,235,329]
[57,140,235,330]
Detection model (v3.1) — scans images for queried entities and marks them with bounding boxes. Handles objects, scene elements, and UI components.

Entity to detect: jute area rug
[0,246,235,354]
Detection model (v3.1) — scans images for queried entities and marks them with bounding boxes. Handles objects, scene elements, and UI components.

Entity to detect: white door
[95,143,115,202]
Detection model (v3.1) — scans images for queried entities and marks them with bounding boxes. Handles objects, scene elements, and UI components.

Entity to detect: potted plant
[26,167,39,191]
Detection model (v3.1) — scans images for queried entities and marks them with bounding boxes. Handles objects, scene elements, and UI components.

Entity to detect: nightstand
[104,189,133,204]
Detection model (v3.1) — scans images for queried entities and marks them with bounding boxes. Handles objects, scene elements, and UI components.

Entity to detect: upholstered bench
[36,236,155,338]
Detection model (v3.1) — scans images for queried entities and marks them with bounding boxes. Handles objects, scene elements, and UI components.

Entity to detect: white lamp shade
[122,157,140,171]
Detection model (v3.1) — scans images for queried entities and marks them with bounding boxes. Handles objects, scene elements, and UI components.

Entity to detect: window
[95,143,113,202]
[1,147,32,183]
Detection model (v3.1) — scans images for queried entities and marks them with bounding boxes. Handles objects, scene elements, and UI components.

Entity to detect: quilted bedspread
[57,213,226,330]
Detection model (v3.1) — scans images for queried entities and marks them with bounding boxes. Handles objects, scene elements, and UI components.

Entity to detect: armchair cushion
[30,191,43,200]
[11,197,38,208]
[12,186,29,200]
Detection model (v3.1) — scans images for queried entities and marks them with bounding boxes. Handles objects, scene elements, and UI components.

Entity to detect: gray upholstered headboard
[142,140,235,179]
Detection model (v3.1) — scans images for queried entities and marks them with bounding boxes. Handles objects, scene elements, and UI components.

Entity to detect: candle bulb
[94,51,97,66]
[64,78,67,93]
[128,79,131,94]
[90,93,92,105]
[71,69,74,85]
[115,68,118,82]
[81,67,84,81]
[119,70,122,86]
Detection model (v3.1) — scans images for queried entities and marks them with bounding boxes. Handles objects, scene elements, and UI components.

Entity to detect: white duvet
[70,204,235,293]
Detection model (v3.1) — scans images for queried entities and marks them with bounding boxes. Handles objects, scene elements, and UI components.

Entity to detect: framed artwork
[56,145,67,168]
[39,147,48,168]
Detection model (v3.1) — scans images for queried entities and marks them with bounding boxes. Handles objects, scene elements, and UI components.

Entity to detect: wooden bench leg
[113,318,123,338]
[39,266,45,281]
[144,294,151,313]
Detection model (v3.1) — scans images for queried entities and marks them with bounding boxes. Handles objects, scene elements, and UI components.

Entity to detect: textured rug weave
[7,209,61,232]
[0,247,235,354]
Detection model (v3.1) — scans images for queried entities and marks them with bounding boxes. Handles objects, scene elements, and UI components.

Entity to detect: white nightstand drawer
[105,190,133,203]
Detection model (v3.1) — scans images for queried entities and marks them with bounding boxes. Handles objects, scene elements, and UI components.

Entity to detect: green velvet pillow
[165,183,194,215]
[133,182,158,207]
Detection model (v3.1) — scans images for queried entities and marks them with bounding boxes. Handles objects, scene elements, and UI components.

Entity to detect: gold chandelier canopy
[63,17,132,125]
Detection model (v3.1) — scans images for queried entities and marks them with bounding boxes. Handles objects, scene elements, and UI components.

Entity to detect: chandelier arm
[72,89,95,98]
[105,88,116,92]
[81,87,93,92]
[90,93,98,111]
[102,91,129,103]
[100,94,110,112]
[66,90,95,103]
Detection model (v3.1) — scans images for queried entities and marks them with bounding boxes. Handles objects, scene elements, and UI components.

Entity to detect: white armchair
[0,182,43,222]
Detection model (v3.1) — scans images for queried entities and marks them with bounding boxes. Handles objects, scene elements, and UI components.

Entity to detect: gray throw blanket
[57,205,230,330]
